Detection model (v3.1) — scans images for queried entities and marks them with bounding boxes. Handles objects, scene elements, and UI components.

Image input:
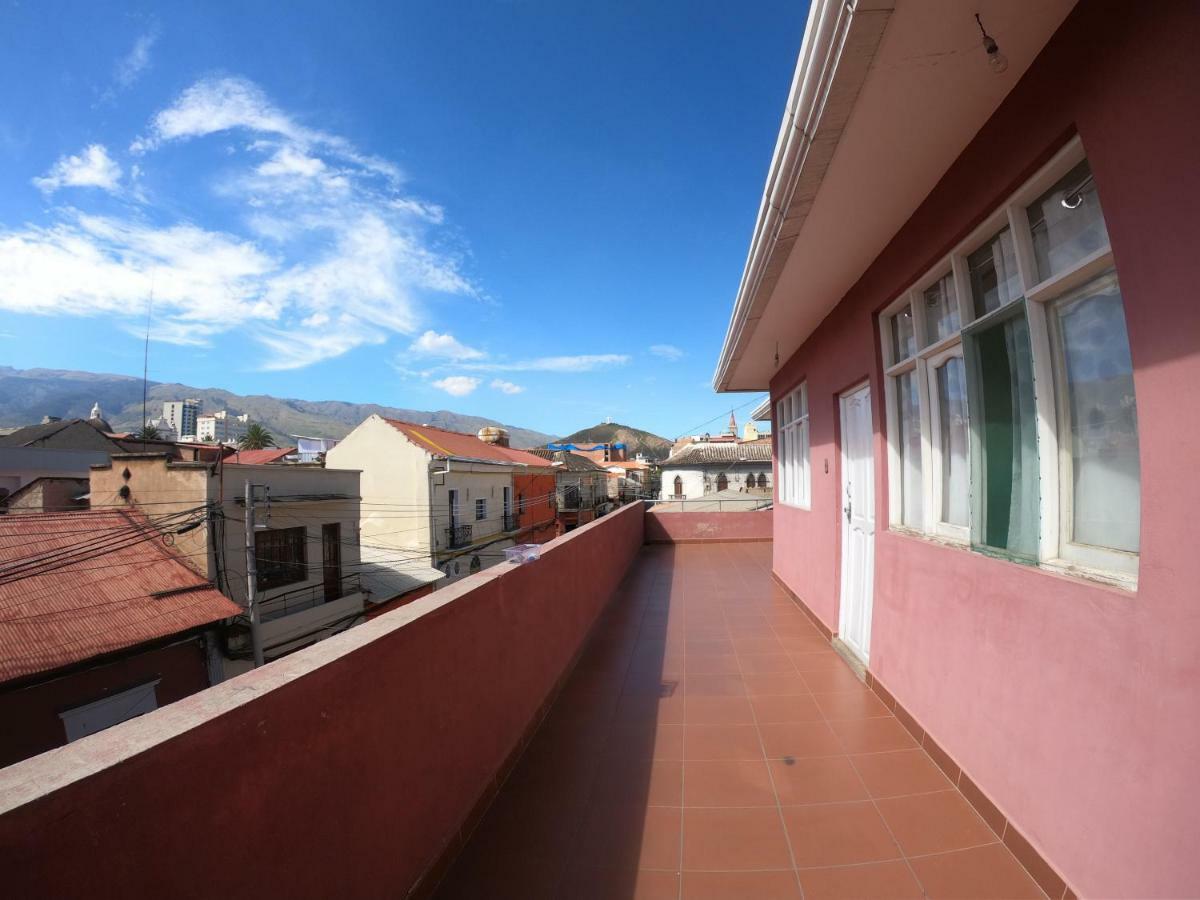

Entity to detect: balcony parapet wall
[0,502,645,898]
[645,506,773,544]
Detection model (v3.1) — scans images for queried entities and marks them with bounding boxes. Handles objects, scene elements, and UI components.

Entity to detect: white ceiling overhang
[714,0,1078,392]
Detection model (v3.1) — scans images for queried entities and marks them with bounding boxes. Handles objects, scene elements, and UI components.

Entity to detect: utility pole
[244,480,265,667]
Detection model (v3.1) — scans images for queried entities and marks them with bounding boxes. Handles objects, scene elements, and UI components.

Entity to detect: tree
[137,424,161,441]
[239,423,276,450]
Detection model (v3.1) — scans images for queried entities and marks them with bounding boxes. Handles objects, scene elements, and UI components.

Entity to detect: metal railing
[646,496,773,513]
[257,573,362,622]
[502,513,519,532]
[446,523,473,548]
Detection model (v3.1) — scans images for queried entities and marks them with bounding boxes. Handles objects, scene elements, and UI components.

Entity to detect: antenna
[142,274,155,450]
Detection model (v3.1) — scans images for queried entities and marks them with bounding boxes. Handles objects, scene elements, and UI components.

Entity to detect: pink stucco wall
[645,509,772,543]
[768,2,1200,896]
[0,503,645,898]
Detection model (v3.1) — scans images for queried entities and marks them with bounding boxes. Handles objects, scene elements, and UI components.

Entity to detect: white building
[162,399,200,441]
[660,440,773,500]
[198,410,249,444]
[327,416,554,593]
[145,415,178,442]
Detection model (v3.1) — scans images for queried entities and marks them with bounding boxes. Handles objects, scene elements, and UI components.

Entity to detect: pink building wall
[0,503,645,898]
[645,509,772,544]
[768,1,1200,895]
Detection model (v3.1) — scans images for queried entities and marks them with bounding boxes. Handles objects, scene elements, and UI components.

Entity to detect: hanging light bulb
[975,14,1009,75]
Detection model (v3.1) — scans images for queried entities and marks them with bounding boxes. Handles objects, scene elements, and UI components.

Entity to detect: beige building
[90,453,366,676]
[326,417,553,590]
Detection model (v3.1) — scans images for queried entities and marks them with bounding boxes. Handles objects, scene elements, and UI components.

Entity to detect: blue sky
[0,2,804,439]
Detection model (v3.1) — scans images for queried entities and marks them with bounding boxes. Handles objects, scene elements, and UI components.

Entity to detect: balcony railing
[502,513,519,532]
[446,523,473,548]
[257,573,362,622]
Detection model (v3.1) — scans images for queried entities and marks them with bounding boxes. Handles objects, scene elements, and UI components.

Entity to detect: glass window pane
[968,229,1022,319]
[1030,159,1109,282]
[798,418,810,505]
[922,274,960,346]
[896,370,923,528]
[797,384,808,418]
[1053,272,1140,552]
[890,305,916,363]
[779,428,790,501]
[967,310,1039,561]
[936,357,969,527]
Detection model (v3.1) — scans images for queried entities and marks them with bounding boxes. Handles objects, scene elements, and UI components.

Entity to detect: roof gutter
[713,0,893,393]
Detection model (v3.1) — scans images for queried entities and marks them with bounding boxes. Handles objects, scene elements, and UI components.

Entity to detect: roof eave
[713,0,894,393]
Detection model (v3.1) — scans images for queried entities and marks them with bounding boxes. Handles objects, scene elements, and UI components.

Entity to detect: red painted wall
[645,510,772,544]
[514,470,557,543]
[0,503,645,899]
[0,638,211,768]
[768,2,1200,896]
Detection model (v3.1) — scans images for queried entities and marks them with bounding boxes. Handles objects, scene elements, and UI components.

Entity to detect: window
[475,498,487,521]
[881,136,1141,582]
[255,526,307,590]
[776,382,810,508]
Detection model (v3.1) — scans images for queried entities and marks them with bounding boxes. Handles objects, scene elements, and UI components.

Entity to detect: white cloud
[431,375,481,397]
[461,353,629,373]
[33,145,122,194]
[408,330,485,360]
[115,29,159,89]
[649,343,684,361]
[490,379,525,395]
[4,77,476,371]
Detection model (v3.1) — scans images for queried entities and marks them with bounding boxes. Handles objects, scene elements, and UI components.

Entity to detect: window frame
[775,382,810,509]
[475,498,487,521]
[880,135,1139,584]
[255,526,309,591]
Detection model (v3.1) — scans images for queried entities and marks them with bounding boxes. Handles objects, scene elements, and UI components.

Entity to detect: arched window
[757,473,767,489]
[469,555,482,573]
[717,473,729,492]
[673,475,683,498]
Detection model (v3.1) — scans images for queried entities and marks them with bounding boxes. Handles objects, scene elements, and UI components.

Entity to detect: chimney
[477,426,510,448]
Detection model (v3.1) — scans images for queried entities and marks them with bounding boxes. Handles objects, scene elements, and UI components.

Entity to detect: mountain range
[0,366,555,449]
[556,422,674,461]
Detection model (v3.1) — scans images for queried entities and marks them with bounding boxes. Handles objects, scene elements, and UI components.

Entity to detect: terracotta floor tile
[768,755,869,804]
[781,801,902,868]
[876,790,997,856]
[615,692,687,725]
[758,720,845,759]
[681,807,794,870]
[798,860,924,899]
[684,724,764,760]
[749,693,826,724]
[575,803,682,871]
[681,870,802,899]
[731,637,786,654]
[813,690,893,721]
[592,757,683,807]
[436,852,562,900]
[688,653,745,675]
[743,672,812,696]
[908,843,1045,899]
[687,639,736,656]
[684,673,747,697]
[788,651,851,673]
[685,695,755,725]
[850,749,954,798]
[775,633,831,653]
[606,722,685,761]
[801,668,869,693]
[830,716,919,754]
[737,653,798,674]
[683,759,777,807]
[561,866,681,900]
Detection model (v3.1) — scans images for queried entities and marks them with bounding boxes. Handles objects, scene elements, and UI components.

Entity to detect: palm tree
[137,424,161,441]
[239,423,276,450]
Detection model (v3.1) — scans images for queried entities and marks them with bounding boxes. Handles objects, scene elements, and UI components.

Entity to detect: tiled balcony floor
[436,542,1045,899]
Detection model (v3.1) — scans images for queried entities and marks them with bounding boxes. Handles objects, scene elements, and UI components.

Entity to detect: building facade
[660,440,772,500]
[197,410,249,444]
[713,1,1200,896]
[162,399,200,441]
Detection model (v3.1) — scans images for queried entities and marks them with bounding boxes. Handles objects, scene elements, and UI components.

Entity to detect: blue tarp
[546,442,626,452]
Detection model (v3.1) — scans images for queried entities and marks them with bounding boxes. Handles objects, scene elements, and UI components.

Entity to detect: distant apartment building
[197,410,249,444]
[327,418,555,591]
[162,399,200,441]
[90,453,367,679]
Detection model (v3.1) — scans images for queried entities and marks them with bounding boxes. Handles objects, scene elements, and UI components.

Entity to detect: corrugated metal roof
[662,442,773,467]
[524,448,608,472]
[384,420,552,468]
[0,509,241,685]
[227,447,295,465]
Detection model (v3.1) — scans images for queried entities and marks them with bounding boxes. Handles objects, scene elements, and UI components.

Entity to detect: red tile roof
[226,447,295,465]
[384,420,552,468]
[0,509,241,685]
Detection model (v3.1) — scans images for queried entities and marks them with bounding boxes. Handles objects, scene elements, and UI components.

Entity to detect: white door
[838,383,876,664]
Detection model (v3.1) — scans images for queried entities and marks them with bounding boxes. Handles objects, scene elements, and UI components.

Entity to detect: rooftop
[0,509,239,685]
[385,418,552,468]
[663,441,773,467]
[526,448,608,472]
